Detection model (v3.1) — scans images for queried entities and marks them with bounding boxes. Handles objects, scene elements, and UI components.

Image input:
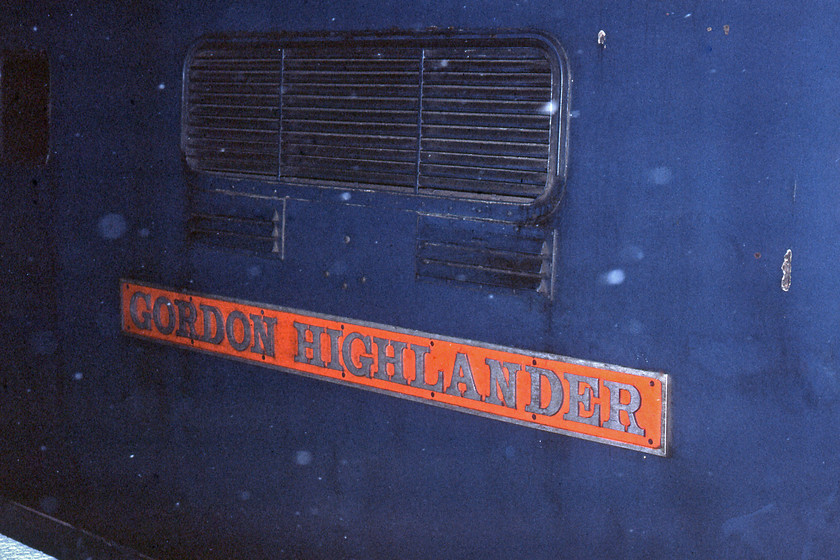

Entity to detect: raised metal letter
[342,332,374,377]
[563,373,601,426]
[485,358,518,409]
[602,380,645,436]
[524,366,563,416]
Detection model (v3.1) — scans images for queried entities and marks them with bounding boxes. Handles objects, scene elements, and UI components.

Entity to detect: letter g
[129,291,152,330]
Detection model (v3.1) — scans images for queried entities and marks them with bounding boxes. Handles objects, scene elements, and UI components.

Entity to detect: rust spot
[754,252,761,259]
[723,24,730,35]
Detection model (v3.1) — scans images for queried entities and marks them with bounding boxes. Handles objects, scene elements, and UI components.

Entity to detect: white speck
[331,17,335,21]
[74,132,81,138]
[627,319,644,334]
[570,110,581,118]
[32,26,38,32]
[295,450,313,466]
[601,269,626,285]
[621,245,645,261]
[40,445,47,452]
[99,213,127,240]
[488,294,494,300]
[238,490,251,501]
[247,265,261,278]
[709,68,717,74]
[649,166,673,185]
[340,192,351,201]
[684,13,692,18]
[157,83,165,90]
[439,59,449,68]
[541,101,558,115]
[219,148,226,153]
[73,372,84,381]
[129,454,135,459]
[138,228,150,238]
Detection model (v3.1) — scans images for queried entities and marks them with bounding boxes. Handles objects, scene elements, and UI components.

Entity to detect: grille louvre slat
[422,138,550,158]
[418,176,545,197]
[183,33,566,200]
[423,111,550,129]
[283,154,417,174]
[283,144,416,161]
[282,133,418,150]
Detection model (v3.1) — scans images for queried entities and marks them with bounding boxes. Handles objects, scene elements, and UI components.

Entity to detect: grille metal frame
[181,30,570,214]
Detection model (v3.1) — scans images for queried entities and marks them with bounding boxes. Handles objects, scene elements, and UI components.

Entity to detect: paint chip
[781,249,792,292]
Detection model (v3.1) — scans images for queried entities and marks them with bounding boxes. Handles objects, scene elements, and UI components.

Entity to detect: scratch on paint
[781,250,792,292]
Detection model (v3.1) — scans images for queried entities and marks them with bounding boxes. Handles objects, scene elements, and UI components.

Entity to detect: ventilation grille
[416,215,556,296]
[182,33,567,202]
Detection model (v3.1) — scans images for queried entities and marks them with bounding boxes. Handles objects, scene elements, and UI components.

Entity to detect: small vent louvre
[187,209,281,255]
[416,215,556,296]
[183,32,568,202]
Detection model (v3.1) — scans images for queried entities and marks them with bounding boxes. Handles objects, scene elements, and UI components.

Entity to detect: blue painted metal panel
[1,2,839,558]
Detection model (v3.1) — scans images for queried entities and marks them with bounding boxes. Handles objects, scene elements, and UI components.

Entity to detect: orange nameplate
[121,280,670,455]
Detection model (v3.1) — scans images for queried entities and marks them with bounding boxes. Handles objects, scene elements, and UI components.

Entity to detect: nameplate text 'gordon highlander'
[121,280,670,455]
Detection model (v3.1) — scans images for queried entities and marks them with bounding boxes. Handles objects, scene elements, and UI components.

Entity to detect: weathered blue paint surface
[2,2,840,558]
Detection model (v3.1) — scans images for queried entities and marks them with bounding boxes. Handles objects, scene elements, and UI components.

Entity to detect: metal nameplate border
[121,279,670,456]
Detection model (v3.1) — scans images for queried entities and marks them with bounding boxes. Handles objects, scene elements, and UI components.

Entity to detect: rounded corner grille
[182,32,568,202]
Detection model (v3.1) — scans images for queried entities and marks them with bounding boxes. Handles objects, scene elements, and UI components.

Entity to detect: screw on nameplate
[781,249,792,292]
